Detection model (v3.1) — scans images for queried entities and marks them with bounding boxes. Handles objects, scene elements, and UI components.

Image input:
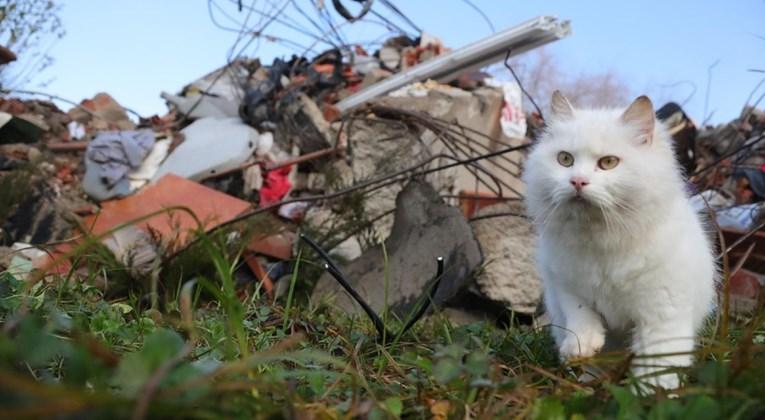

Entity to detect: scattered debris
[0,112,46,144]
[1,178,87,246]
[2,9,760,325]
[656,101,697,175]
[70,92,135,131]
[730,268,764,314]
[685,103,765,314]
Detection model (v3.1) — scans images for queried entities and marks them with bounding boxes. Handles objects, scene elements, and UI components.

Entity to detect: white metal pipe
[336,16,572,112]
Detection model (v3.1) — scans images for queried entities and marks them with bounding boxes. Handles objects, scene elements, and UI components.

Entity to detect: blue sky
[30,0,765,124]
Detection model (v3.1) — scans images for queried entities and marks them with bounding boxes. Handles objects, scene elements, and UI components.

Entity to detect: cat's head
[522,91,680,229]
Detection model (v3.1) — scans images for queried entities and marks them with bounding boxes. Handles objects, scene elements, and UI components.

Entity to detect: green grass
[0,229,764,419]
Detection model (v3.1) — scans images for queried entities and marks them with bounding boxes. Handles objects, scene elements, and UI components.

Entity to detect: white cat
[522,91,717,390]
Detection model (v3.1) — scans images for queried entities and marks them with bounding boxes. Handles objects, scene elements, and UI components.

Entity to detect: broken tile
[84,174,252,247]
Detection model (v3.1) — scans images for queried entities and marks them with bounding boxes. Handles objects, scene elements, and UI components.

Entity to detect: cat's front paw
[633,365,681,392]
[559,329,605,359]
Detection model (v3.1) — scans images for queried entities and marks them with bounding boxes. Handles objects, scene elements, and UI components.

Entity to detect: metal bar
[198,146,339,182]
[335,16,572,112]
[46,142,89,152]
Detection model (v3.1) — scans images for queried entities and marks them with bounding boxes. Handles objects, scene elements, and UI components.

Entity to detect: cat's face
[523,92,676,228]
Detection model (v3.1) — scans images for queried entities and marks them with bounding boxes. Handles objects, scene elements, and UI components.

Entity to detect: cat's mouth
[568,193,593,206]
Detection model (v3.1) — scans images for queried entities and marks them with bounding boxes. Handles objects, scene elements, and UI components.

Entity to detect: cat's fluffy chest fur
[523,92,717,390]
[540,198,711,331]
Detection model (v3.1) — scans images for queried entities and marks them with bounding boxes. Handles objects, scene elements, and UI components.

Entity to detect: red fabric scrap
[259,165,293,207]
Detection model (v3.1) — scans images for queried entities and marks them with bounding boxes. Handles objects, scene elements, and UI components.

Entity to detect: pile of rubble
[659,102,765,313]
[0,18,574,324]
[2,11,763,324]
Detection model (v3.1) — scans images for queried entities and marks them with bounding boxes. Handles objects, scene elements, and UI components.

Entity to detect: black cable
[378,0,421,33]
[293,0,341,48]
[368,10,410,36]
[300,234,393,341]
[331,0,374,22]
[504,49,544,120]
[459,0,495,33]
[300,234,445,343]
[223,0,335,45]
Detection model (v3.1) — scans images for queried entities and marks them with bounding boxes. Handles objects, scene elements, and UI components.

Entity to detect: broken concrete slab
[312,179,483,317]
[153,117,260,181]
[378,83,524,197]
[315,114,452,242]
[470,201,542,314]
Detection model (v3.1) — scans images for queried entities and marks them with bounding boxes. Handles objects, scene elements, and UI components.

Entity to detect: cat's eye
[598,156,620,170]
[557,151,574,167]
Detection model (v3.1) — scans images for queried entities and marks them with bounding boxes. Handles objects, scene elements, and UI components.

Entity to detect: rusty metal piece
[722,227,765,273]
[199,146,341,182]
[264,146,340,171]
[244,254,274,297]
[248,231,295,260]
[0,45,17,65]
[46,142,89,152]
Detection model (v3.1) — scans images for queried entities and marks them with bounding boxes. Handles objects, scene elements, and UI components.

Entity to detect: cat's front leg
[550,287,606,359]
[631,315,695,390]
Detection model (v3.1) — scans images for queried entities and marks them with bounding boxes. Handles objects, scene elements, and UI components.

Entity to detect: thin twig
[719,220,765,259]
[469,211,528,223]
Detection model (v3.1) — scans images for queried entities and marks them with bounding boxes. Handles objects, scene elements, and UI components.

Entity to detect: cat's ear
[621,95,655,144]
[551,90,574,119]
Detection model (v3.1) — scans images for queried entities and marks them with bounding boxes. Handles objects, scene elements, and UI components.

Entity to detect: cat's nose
[570,176,589,191]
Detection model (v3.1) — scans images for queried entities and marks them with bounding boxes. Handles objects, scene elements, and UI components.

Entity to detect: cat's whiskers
[607,196,641,236]
[532,188,565,229]
[603,201,632,236]
[594,198,617,236]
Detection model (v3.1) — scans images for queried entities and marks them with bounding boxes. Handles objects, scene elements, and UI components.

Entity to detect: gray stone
[470,201,542,314]
[312,180,483,317]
